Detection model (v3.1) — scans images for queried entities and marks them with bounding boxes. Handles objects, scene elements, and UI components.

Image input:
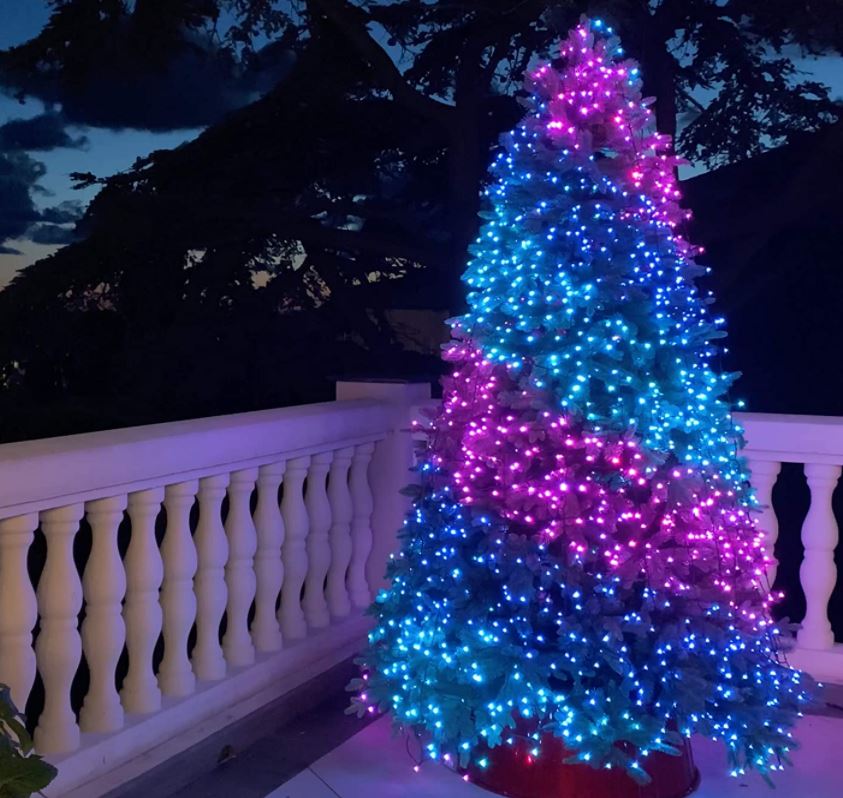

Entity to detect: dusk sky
[1,0,841,290]
[0,1,202,287]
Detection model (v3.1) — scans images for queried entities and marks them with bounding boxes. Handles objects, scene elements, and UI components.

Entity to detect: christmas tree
[351,18,810,784]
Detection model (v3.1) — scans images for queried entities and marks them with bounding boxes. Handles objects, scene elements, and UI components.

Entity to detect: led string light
[351,491,807,779]
[461,20,745,494]
[350,17,811,786]
[431,343,769,617]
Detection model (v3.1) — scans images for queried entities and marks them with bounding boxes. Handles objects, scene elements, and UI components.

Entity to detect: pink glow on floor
[268,713,843,798]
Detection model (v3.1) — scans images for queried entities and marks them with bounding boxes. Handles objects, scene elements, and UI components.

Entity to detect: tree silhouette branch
[307,0,455,126]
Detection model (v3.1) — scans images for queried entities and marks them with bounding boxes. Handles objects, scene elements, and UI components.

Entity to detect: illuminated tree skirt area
[267,714,843,798]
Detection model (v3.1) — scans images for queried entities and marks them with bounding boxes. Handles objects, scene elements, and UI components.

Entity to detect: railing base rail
[51,614,371,798]
[788,644,843,687]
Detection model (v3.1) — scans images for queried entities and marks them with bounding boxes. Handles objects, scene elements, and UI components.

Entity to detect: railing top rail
[0,398,394,516]
[736,411,843,427]
[735,411,843,464]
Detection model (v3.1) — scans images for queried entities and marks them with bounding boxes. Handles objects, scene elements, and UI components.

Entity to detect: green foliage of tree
[0,687,57,798]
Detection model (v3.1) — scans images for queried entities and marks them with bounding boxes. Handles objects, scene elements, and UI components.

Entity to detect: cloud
[40,200,84,225]
[0,153,83,252]
[55,43,293,131]
[0,7,295,254]
[0,111,88,252]
[0,152,44,242]
[0,32,295,132]
[27,222,77,245]
[0,113,88,151]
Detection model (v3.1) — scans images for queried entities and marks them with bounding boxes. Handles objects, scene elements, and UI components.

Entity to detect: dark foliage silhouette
[0,0,840,442]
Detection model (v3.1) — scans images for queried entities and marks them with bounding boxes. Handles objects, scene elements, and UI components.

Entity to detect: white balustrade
[303,452,333,629]
[223,468,259,667]
[193,474,229,681]
[348,442,375,609]
[326,447,354,618]
[279,456,310,640]
[121,488,164,715]
[797,463,841,650]
[735,412,843,684]
[159,480,198,697]
[35,503,84,755]
[3,384,843,798]
[0,513,38,710]
[0,382,422,795]
[7,385,843,798]
[748,457,781,590]
[252,462,285,651]
[80,496,127,733]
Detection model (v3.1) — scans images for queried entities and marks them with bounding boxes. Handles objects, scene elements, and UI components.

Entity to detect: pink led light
[429,341,772,621]
[524,21,698,256]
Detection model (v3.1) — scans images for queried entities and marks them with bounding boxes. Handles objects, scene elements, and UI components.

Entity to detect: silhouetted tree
[0,0,839,441]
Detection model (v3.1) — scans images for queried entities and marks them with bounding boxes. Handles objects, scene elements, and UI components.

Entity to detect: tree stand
[464,733,699,798]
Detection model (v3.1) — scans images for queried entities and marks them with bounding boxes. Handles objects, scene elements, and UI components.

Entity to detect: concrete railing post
[336,381,432,597]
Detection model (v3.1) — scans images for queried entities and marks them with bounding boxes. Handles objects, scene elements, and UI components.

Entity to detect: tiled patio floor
[268,713,843,798]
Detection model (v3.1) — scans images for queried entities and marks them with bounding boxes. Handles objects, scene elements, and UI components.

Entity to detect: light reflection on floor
[268,714,843,798]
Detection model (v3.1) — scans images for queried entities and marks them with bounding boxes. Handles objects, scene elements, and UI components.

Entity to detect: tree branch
[680,88,706,114]
[206,207,441,268]
[307,0,455,126]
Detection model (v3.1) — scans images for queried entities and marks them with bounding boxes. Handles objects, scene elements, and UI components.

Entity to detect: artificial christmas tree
[350,18,810,795]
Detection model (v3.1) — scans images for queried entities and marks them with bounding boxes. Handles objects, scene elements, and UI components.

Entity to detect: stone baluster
[0,513,38,711]
[34,503,84,754]
[325,447,354,618]
[192,474,229,681]
[223,468,258,667]
[253,462,285,651]
[348,442,375,609]
[336,382,430,597]
[749,458,781,591]
[303,452,333,629]
[798,463,841,650]
[121,488,164,714]
[80,496,127,733]
[279,456,310,640]
[159,480,198,697]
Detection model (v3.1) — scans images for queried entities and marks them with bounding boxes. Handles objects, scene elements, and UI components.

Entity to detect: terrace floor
[109,663,843,798]
[265,713,843,798]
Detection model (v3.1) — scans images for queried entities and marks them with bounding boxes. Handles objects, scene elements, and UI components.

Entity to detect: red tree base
[464,733,699,798]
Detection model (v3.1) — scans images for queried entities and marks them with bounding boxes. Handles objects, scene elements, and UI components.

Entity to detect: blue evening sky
[0,1,202,286]
[0,1,841,288]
